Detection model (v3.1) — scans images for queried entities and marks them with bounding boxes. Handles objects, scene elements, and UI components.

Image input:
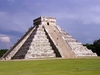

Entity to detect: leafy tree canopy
[0,49,8,57]
[84,39,100,56]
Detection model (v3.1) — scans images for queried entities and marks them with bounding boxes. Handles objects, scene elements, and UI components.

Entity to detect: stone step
[57,26,97,57]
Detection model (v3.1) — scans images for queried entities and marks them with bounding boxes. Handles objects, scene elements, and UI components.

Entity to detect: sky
[0,0,100,49]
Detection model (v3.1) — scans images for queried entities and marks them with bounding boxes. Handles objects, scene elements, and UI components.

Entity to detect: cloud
[0,34,11,43]
[0,0,100,47]
[0,11,35,32]
[0,34,12,49]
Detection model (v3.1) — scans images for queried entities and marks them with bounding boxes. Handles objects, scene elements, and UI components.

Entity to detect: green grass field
[0,57,100,75]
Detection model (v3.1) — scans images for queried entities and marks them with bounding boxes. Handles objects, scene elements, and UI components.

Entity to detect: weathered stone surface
[1,16,97,60]
[57,26,97,57]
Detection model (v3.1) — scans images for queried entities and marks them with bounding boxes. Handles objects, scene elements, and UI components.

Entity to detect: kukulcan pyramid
[2,16,97,60]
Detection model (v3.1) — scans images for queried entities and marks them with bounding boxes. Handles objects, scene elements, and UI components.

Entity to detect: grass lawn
[0,57,100,75]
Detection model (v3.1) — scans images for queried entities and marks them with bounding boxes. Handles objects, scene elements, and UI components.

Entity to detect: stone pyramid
[2,16,97,60]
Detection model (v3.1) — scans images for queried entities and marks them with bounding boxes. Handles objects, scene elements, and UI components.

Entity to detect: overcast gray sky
[0,0,100,49]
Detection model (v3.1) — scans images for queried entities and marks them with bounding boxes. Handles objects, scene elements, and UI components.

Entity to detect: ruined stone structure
[2,16,97,60]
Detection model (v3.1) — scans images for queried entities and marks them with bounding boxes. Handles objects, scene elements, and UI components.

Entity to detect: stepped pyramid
[2,16,97,60]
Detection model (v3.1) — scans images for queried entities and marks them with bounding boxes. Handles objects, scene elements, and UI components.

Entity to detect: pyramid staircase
[2,16,97,60]
[57,26,97,57]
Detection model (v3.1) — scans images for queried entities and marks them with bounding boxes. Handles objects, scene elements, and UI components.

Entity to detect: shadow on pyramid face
[11,24,61,59]
[12,27,37,59]
[2,16,97,60]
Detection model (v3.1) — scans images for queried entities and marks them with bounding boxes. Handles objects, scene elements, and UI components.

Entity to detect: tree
[83,43,96,53]
[84,39,100,56]
[0,49,8,57]
[93,39,100,56]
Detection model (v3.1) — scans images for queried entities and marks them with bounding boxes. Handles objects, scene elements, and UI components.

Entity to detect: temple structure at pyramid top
[1,16,97,60]
[34,16,56,25]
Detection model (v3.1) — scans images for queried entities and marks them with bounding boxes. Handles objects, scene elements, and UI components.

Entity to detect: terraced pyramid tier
[12,25,56,59]
[57,26,97,57]
[2,16,97,60]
